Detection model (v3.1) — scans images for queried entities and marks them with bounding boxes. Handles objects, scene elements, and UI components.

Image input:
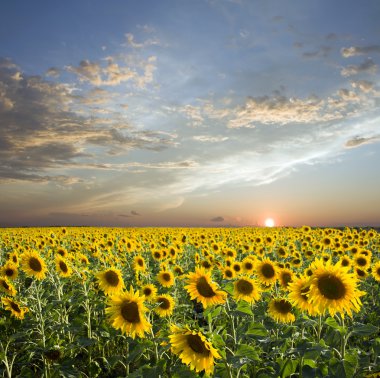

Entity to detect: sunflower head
[233,276,261,303]
[155,294,175,317]
[1,262,18,280]
[268,297,295,323]
[140,284,157,302]
[2,297,28,320]
[168,325,221,375]
[20,250,47,280]
[0,278,17,296]
[96,267,125,295]
[255,258,277,286]
[55,256,73,278]
[157,270,175,288]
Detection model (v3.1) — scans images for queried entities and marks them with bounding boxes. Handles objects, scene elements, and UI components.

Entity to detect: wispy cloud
[341,58,378,77]
[341,45,380,58]
[210,216,224,222]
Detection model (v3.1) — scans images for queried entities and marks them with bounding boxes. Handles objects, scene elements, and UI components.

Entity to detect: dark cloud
[341,58,378,77]
[345,136,379,148]
[131,210,141,216]
[210,216,224,222]
[341,45,380,58]
[0,59,176,183]
[118,214,132,218]
[302,46,331,59]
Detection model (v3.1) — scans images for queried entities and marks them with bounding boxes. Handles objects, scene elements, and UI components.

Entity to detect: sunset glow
[264,218,275,228]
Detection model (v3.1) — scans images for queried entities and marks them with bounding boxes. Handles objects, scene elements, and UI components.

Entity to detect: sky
[1,0,380,227]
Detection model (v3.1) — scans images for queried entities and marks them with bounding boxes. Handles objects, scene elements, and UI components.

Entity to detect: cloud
[350,80,375,93]
[341,45,380,58]
[0,59,176,184]
[227,95,327,128]
[341,58,378,77]
[45,67,60,78]
[210,216,224,222]
[345,136,380,148]
[131,210,140,216]
[302,46,331,59]
[193,135,229,142]
[118,214,131,218]
[124,33,160,49]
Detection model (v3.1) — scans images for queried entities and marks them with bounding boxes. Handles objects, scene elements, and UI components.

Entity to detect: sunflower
[255,258,277,286]
[157,270,175,288]
[308,259,365,317]
[372,261,380,282]
[2,297,28,320]
[133,255,146,272]
[8,251,20,266]
[168,324,221,375]
[268,297,295,323]
[354,255,370,270]
[185,268,226,308]
[155,294,175,317]
[140,284,157,302]
[55,256,72,278]
[77,253,89,266]
[105,286,151,339]
[287,275,317,316]
[1,262,18,280]
[20,250,47,280]
[278,268,294,290]
[222,267,235,280]
[338,256,352,270]
[96,267,125,295]
[242,257,255,274]
[0,278,17,296]
[233,276,261,303]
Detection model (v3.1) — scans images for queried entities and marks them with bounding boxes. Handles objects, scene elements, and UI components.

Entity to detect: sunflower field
[0,226,379,378]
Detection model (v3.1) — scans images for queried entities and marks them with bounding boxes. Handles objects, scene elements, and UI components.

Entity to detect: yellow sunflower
[185,268,226,308]
[140,284,157,302]
[20,250,47,280]
[278,268,294,290]
[241,257,255,274]
[96,267,125,295]
[133,255,146,272]
[156,270,175,288]
[354,255,370,270]
[168,324,221,375]
[8,252,20,266]
[233,276,261,303]
[55,256,73,278]
[255,258,277,286]
[105,286,151,339]
[1,262,18,280]
[372,261,380,282]
[287,275,317,316]
[155,294,175,317]
[0,278,17,296]
[308,259,365,317]
[268,297,295,323]
[2,297,28,320]
[222,267,235,280]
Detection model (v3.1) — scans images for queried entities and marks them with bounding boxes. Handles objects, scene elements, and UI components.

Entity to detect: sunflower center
[143,288,152,296]
[120,301,141,323]
[186,334,210,356]
[196,276,216,298]
[29,257,42,272]
[158,297,171,310]
[273,299,292,314]
[261,263,275,278]
[356,257,367,267]
[59,261,68,273]
[2,280,10,290]
[225,270,233,278]
[377,267,380,276]
[162,273,171,282]
[202,261,212,269]
[341,259,350,267]
[281,273,292,287]
[5,269,14,277]
[233,264,241,272]
[300,287,309,301]
[244,262,253,270]
[317,274,346,300]
[10,301,21,313]
[236,279,254,295]
[105,270,120,286]
[137,259,144,267]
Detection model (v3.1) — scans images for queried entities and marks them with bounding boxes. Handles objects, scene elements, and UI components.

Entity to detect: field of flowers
[0,226,379,377]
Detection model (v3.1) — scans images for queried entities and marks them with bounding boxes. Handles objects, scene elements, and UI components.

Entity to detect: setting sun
[264,218,275,227]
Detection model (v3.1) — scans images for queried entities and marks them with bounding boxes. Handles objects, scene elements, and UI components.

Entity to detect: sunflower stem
[317,314,323,342]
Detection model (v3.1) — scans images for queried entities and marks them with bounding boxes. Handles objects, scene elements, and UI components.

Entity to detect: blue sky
[1,0,380,227]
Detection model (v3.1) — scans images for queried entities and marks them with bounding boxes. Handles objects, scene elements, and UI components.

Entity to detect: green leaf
[325,317,346,335]
[236,344,260,361]
[235,301,253,316]
[246,322,268,337]
[78,337,96,347]
[303,359,317,368]
[351,323,378,336]
[279,358,299,378]
[224,282,234,295]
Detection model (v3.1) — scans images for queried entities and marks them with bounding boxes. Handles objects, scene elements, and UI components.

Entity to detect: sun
[264,218,275,227]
